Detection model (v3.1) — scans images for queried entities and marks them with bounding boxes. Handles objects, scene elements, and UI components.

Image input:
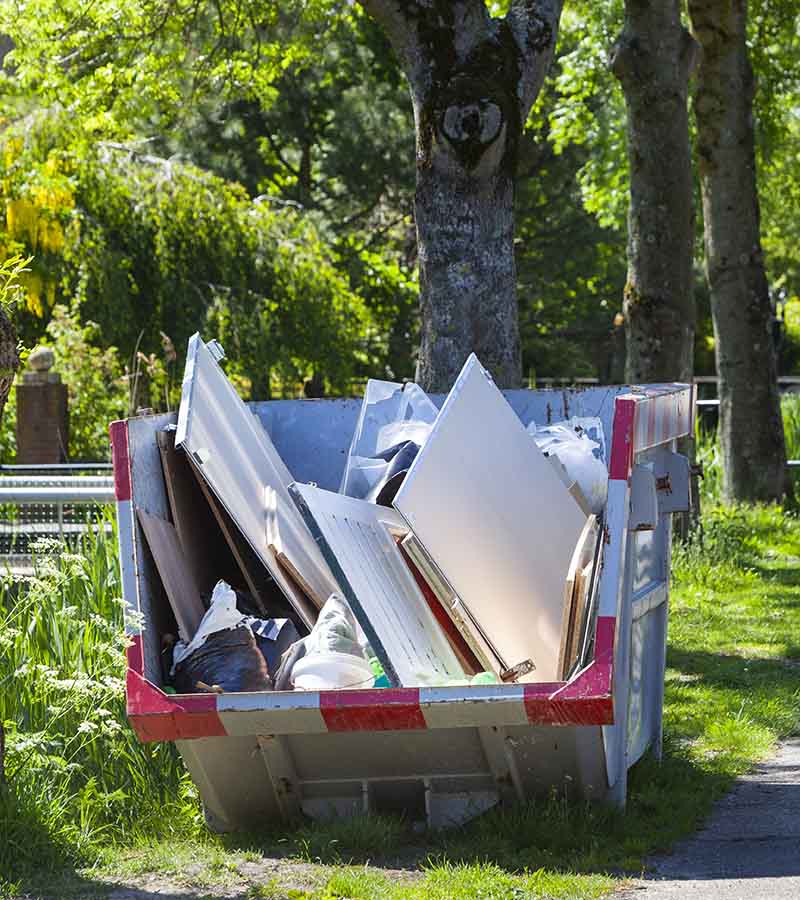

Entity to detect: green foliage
[42,306,129,460]
[697,392,800,504]
[0,520,201,886]
[543,2,627,232]
[0,115,377,396]
[7,502,800,898]
[0,254,31,315]
[0,305,129,462]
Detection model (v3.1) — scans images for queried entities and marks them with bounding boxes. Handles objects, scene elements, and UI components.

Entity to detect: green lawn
[3,503,800,899]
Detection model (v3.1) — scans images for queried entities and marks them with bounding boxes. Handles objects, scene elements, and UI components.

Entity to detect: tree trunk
[688,0,789,502]
[0,303,18,787]
[611,1,697,385]
[359,0,564,391]
[412,46,522,391]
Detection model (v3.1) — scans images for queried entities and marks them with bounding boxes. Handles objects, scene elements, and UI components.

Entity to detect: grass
[696,391,800,501]
[3,499,800,899]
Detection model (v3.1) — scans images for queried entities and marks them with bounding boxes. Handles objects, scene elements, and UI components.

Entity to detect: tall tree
[688,0,789,501]
[358,1,565,391]
[610,0,697,383]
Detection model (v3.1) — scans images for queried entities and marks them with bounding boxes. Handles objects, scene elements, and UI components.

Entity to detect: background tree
[359,0,566,390]
[610,0,697,383]
[688,0,789,501]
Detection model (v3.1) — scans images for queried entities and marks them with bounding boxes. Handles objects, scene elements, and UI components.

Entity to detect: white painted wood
[175,334,338,626]
[393,354,588,683]
[289,482,464,688]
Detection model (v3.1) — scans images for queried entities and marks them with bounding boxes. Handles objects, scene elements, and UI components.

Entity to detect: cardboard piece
[393,354,588,683]
[156,429,241,596]
[289,482,465,688]
[137,507,206,642]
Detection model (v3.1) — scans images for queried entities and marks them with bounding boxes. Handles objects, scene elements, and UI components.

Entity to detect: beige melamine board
[175,334,338,626]
[393,354,588,683]
[400,532,504,677]
[136,507,206,642]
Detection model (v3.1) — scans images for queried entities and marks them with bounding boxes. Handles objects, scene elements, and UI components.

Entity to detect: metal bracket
[500,659,535,682]
[205,339,226,362]
[629,464,659,531]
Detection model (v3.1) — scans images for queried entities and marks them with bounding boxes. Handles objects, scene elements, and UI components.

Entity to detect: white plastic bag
[274,593,374,691]
[171,580,243,672]
[340,380,439,500]
[528,417,608,514]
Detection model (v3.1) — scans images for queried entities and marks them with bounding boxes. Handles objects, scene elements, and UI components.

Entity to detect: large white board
[290,482,464,688]
[176,334,339,627]
[393,354,588,683]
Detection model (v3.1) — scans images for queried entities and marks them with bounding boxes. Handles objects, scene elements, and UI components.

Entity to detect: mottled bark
[610,1,697,385]
[359,0,564,391]
[689,0,788,502]
[0,304,17,788]
[0,305,18,416]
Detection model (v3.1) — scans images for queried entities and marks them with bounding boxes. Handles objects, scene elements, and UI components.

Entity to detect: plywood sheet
[136,507,206,642]
[289,482,464,688]
[393,354,588,683]
[557,516,598,679]
[175,334,339,627]
[157,429,240,596]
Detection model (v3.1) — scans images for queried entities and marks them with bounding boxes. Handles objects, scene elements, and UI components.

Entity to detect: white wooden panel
[175,334,338,626]
[393,354,588,683]
[289,482,464,688]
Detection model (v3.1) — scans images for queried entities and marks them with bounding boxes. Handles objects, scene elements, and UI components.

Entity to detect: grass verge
[3,503,800,899]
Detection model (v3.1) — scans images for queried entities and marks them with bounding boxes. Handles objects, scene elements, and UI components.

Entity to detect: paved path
[618,739,800,899]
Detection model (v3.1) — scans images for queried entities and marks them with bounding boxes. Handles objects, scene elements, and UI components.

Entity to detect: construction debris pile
[139,336,609,694]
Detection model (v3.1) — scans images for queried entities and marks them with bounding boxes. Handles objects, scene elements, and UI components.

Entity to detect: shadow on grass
[205,740,732,881]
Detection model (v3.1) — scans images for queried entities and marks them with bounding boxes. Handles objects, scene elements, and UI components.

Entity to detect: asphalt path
[618,739,800,899]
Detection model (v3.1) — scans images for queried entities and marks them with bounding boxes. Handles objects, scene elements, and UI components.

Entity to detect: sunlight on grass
[4,502,800,900]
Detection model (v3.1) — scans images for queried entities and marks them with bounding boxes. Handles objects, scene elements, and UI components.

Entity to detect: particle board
[136,507,206,642]
[289,482,465,688]
[393,353,588,683]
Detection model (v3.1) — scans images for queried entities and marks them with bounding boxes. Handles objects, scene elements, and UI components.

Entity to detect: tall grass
[0,515,200,886]
[696,392,800,502]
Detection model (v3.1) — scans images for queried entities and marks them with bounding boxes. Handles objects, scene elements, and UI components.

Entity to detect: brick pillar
[16,347,69,464]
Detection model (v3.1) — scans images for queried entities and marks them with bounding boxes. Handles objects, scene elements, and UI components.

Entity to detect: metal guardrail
[0,470,114,568]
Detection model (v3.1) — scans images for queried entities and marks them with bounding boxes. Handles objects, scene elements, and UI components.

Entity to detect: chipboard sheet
[393,354,589,683]
[175,334,339,627]
[289,482,464,688]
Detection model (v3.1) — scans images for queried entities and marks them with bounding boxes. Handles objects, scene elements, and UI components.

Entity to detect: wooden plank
[136,507,206,642]
[156,429,237,596]
[189,458,316,629]
[393,354,588,683]
[557,516,598,680]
